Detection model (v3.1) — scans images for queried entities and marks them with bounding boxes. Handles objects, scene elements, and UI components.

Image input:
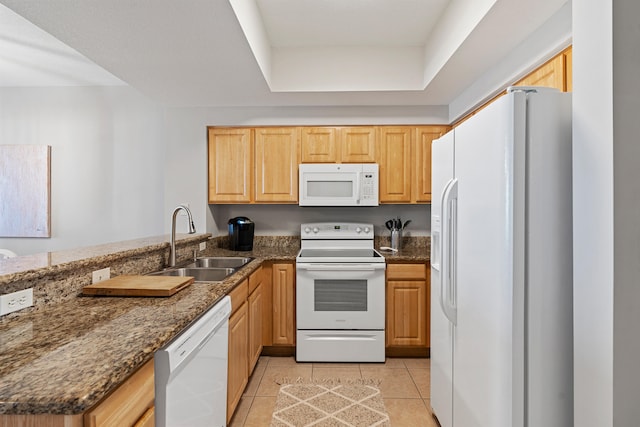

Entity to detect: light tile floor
[230,356,438,427]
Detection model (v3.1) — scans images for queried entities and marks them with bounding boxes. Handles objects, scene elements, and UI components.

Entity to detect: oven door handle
[296,263,385,272]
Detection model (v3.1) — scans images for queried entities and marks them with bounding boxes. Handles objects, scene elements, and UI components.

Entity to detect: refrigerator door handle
[440,178,458,325]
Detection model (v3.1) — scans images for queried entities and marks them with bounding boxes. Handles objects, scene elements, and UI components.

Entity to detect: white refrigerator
[430,87,573,427]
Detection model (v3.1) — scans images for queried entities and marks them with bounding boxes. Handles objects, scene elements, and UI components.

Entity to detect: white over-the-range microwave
[298,163,379,206]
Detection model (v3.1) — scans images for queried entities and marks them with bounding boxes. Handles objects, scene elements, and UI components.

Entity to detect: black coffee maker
[228,217,255,251]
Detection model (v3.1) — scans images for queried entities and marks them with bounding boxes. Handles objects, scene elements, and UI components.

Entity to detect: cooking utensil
[402,219,412,229]
[385,219,394,231]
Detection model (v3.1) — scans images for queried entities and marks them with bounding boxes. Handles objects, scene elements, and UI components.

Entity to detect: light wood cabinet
[386,263,430,348]
[300,126,376,163]
[514,54,566,91]
[339,127,376,162]
[414,126,450,203]
[227,280,249,424]
[208,128,252,203]
[254,127,300,203]
[271,262,296,346]
[301,127,338,163]
[248,268,264,372]
[378,127,413,203]
[563,47,572,92]
[84,359,155,427]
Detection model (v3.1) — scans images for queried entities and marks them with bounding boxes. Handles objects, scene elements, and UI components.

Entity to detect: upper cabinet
[300,126,376,163]
[378,127,412,203]
[340,127,376,163]
[377,126,450,204]
[301,127,338,163]
[208,125,449,205]
[208,127,300,204]
[254,127,300,203]
[455,46,573,128]
[514,53,566,91]
[413,126,450,203]
[208,128,252,203]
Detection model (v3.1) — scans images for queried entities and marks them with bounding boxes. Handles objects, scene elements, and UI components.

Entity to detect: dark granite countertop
[0,236,428,415]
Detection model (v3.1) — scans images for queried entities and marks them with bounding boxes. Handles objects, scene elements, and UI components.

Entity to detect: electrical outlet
[0,288,33,316]
[92,267,111,284]
[199,242,206,251]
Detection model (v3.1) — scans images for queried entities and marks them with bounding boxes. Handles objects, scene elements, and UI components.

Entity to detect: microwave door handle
[356,172,362,204]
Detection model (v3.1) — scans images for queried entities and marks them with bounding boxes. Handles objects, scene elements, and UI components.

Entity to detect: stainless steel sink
[148,267,236,282]
[187,257,253,269]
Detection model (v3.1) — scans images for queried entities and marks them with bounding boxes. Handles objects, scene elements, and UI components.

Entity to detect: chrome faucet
[170,205,196,267]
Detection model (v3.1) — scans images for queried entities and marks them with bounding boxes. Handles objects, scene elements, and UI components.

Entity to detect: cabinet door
[254,127,300,202]
[514,54,565,91]
[563,47,572,92]
[387,280,428,346]
[272,262,295,345]
[227,300,249,424]
[339,127,376,163]
[414,126,450,203]
[248,277,264,372]
[301,127,338,163]
[208,128,252,203]
[84,360,155,427]
[378,127,412,203]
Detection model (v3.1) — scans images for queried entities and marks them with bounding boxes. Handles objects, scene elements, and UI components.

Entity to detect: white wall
[0,86,165,255]
[573,0,640,425]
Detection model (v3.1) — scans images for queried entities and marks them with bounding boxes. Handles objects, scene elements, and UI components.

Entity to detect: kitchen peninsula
[0,234,428,425]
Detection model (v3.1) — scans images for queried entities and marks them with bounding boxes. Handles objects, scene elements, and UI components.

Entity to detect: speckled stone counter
[375,235,430,263]
[0,233,428,416]
[0,235,299,415]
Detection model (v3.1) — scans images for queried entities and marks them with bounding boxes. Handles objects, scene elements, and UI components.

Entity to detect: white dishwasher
[155,295,231,427]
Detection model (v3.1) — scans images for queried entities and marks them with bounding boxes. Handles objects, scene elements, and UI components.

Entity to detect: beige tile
[374,358,408,369]
[312,362,357,368]
[384,398,437,427]
[243,396,277,427]
[244,363,267,397]
[403,357,431,370]
[409,368,430,399]
[312,366,362,380]
[255,356,270,370]
[266,356,299,366]
[229,396,253,427]
[360,366,421,398]
[255,365,313,396]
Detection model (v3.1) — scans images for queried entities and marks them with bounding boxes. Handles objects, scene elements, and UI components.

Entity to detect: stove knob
[313,227,319,234]
[364,226,371,234]
[304,227,311,234]
[355,227,362,233]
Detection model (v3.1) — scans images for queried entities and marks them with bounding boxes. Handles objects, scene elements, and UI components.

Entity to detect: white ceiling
[0,0,569,109]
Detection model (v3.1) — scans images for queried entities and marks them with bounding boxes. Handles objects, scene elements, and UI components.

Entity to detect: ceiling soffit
[229,0,495,93]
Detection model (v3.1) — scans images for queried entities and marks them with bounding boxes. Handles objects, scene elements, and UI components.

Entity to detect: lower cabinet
[271,262,296,346]
[227,267,265,423]
[227,283,249,424]
[386,262,430,354]
[84,359,155,427]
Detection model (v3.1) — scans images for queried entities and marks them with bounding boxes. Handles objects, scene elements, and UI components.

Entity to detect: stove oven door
[296,262,386,330]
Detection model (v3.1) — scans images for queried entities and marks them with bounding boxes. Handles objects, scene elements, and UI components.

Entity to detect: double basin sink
[148,257,253,282]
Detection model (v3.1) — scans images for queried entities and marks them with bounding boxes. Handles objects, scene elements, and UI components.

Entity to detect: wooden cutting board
[82,275,194,297]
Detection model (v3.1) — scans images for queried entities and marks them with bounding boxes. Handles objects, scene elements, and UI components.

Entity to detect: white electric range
[295,222,386,362]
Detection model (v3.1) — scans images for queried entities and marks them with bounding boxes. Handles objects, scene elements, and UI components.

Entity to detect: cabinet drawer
[249,268,263,295]
[229,279,249,315]
[386,263,426,280]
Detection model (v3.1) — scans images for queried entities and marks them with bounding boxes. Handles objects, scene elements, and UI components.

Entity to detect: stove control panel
[301,222,373,239]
